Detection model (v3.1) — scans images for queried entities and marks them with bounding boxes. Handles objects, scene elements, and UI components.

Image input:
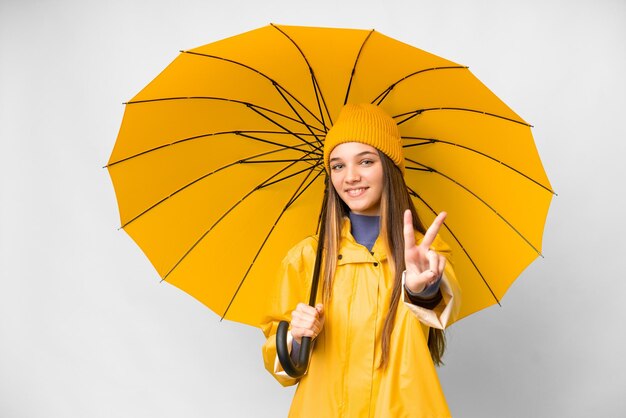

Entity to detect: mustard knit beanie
[324,103,404,173]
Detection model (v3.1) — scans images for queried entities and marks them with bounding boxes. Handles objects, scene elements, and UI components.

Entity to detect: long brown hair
[320,151,446,367]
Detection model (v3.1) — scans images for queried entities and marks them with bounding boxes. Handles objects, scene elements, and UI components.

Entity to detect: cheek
[371,168,384,190]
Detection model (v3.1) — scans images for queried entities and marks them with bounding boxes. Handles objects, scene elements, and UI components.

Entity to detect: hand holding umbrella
[404,211,448,294]
[290,303,325,344]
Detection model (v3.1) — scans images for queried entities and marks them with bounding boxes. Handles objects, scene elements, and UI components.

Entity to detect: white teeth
[347,188,366,197]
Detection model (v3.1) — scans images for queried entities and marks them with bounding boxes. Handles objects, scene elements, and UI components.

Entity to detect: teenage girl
[262,103,461,417]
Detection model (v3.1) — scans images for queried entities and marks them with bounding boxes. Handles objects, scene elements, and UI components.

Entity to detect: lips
[345,187,368,197]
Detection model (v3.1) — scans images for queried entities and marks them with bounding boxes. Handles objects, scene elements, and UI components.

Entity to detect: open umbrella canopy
[107,24,553,327]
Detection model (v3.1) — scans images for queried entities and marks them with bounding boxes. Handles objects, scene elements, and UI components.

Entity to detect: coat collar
[335,217,446,265]
[338,217,388,265]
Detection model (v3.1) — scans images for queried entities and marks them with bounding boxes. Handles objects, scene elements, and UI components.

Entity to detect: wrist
[403,270,443,296]
[402,270,426,293]
[405,282,427,294]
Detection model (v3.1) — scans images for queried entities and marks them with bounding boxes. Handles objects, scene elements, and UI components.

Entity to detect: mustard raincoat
[262,218,461,417]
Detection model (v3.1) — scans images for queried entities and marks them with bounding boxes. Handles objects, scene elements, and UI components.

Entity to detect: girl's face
[329,142,384,216]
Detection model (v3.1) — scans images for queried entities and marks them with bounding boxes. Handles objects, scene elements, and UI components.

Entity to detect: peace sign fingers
[403,210,447,252]
[403,210,448,294]
[420,211,447,250]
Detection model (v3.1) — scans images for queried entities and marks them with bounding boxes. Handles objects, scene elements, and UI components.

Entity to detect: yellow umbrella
[108,24,553,328]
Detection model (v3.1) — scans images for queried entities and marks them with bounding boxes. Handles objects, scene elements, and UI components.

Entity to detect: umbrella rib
[373,85,393,107]
[241,158,319,164]
[402,137,555,195]
[162,151,318,283]
[395,111,422,126]
[286,165,325,208]
[406,186,502,307]
[405,157,543,256]
[257,163,322,190]
[181,50,326,128]
[401,138,436,147]
[343,29,375,105]
[395,107,531,127]
[119,145,312,229]
[272,83,325,148]
[247,105,324,154]
[237,131,321,156]
[124,96,325,137]
[221,164,323,320]
[270,23,333,129]
[371,66,468,105]
[107,130,317,167]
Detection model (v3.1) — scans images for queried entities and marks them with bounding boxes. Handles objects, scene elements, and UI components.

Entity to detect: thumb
[315,303,324,316]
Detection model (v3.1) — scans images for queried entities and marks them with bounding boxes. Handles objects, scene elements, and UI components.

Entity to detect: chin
[350,207,378,216]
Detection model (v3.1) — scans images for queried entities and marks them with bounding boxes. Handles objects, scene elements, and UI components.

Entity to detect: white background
[1,0,625,417]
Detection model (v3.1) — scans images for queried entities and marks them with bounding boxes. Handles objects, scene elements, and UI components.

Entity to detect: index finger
[403,209,416,251]
[420,212,447,249]
[296,303,317,315]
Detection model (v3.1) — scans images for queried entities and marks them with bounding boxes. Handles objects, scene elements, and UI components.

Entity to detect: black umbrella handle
[276,182,328,378]
[276,321,312,378]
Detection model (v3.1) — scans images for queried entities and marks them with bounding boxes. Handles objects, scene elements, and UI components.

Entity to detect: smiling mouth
[346,187,368,197]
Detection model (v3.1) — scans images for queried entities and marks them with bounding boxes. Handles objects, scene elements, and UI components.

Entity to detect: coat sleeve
[260,237,316,387]
[402,234,462,329]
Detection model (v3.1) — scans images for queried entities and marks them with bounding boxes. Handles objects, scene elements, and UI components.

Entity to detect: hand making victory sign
[403,210,448,294]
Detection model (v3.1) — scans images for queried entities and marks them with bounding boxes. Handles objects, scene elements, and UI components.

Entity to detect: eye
[330,163,344,171]
[360,159,374,166]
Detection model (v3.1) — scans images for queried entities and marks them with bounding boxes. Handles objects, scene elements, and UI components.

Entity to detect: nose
[345,164,360,183]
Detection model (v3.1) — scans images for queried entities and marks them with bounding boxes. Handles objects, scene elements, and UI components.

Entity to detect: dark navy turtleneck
[348,212,380,251]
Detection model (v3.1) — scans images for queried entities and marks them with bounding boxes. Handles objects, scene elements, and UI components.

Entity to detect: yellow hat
[323,103,404,173]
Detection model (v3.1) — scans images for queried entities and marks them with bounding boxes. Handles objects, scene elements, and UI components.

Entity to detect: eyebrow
[329,151,378,162]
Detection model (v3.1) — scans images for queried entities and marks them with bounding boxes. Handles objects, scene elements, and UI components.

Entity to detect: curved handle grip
[276,320,311,378]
